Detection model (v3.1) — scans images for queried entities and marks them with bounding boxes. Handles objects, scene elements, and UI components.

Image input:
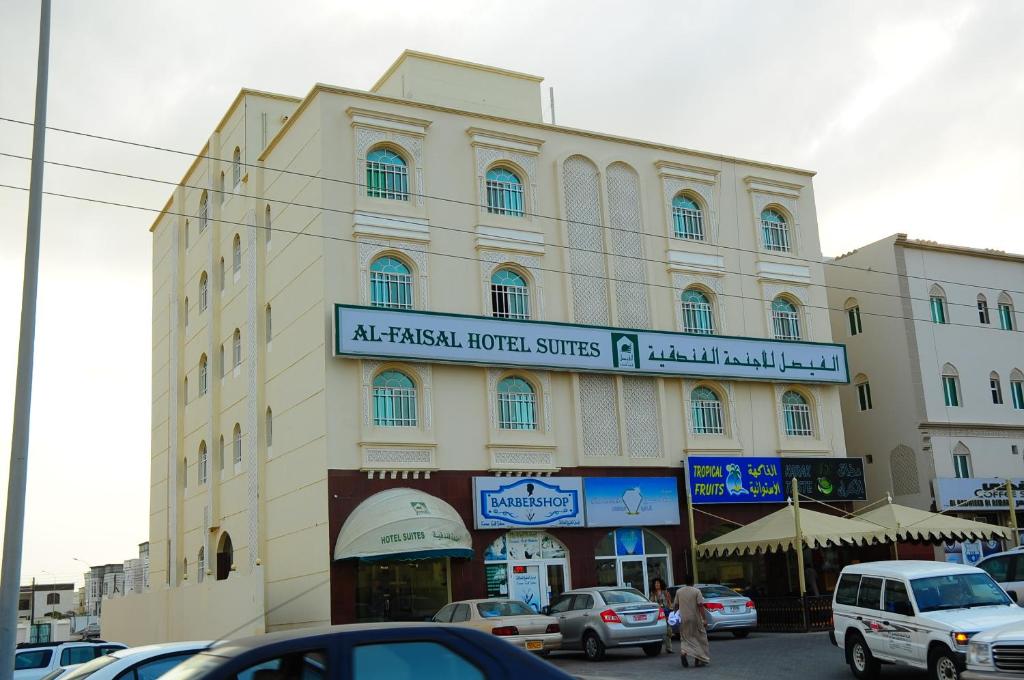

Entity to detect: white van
[831,561,1024,680]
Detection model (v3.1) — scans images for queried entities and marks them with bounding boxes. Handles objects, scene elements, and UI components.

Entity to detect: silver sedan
[669,584,757,638]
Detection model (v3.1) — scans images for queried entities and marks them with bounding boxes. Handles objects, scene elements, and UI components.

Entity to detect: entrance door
[620,559,646,593]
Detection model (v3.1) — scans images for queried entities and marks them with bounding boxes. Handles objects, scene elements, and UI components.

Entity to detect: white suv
[14,642,126,680]
[831,561,1024,680]
[963,619,1024,679]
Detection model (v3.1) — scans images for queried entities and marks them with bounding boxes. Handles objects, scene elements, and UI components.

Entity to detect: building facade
[108,51,853,642]
[826,234,1024,524]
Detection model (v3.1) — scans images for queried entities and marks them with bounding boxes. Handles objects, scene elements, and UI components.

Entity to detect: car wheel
[929,646,962,680]
[642,643,661,657]
[583,631,606,661]
[732,630,750,639]
[846,633,880,680]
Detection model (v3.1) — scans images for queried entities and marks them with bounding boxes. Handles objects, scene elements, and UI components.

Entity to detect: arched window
[929,285,948,324]
[232,329,241,369]
[216,533,233,580]
[771,297,801,340]
[199,271,208,313]
[265,304,272,343]
[672,194,704,241]
[942,363,961,407]
[1011,369,1024,410]
[266,407,273,449]
[491,268,530,319]
[264,204,272,245]
[845,298,862,336]
[366,147,408,200]
[198,354,208,396]
[990,371,1003,405]
[782,390,813,436]
[232,234,241,275]
[198,191,209,232]
[681,289,714,335]
[219,435,225,470]
[690,386,724,435]
[372,370,417,427]
[998,293,1015,331]
[594,529,672,596]
[855,374,872,411]
[953,442,971,478]
[232,147,242,188]
[369,256,413,309]
[977,294,990,324]
[197,547,205,584]
[760,208,791,252]
[232,423,242,465]
[485,167,524,217]
[198,441,208,485]
[497,377,537,430]
[182,457,188,488]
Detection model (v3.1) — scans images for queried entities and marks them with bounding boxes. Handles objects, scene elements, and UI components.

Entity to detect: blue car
[160,623,574,680]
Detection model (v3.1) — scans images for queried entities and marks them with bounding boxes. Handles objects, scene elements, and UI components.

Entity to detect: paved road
[547,631,931,680]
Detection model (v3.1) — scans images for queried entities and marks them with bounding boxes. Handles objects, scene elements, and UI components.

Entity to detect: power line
[0,149,1001,316]
[1,181,1019,337]
[2,114,1022,299]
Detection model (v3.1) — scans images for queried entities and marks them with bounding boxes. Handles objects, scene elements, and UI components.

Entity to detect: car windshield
[700,586,740,599]
[476,600,535,618]
[910,573,1012,612]
[602,589,649,605]
[58,655,119,680]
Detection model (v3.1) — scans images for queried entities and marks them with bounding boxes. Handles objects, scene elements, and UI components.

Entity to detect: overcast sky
[1,0,1022,585]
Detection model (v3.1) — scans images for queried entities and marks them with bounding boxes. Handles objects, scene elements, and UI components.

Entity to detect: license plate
[730,606,741,613]
[631,614,649,622]
[526,640,543,651]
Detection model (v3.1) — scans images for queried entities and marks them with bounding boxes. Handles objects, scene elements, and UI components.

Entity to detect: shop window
[483,531,569,613]
[356,559,449,622]
[594,528,672,597]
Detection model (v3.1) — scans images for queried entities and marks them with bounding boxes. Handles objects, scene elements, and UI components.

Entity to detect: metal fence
[753,595,833,633]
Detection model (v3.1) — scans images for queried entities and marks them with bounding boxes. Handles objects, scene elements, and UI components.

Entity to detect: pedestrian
[650,577,673,654]
[673,576,711,668]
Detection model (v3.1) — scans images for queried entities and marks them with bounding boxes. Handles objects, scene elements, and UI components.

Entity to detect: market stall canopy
[855,500,1013,542]
[697,502,893,557]
[334,488,473,562]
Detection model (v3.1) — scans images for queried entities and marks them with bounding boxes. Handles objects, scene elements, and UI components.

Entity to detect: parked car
[432,599,561,653]
[963,619,1024,679]
[978,548,1024,603]
[544,586,665,661]
[15,642,127,680]
[53,641,211,680]
[667,584,757,638]
[159,624,573,680]
[830,560,1024,680]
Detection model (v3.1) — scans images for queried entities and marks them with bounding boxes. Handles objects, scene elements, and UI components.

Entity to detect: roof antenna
[549,86,556,125]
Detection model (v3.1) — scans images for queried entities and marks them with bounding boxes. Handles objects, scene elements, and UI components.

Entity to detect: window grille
[782,391,813,436]
[690,387,724,434]
[490,269,530,319]
[373,371,417,427]
[681,289,714,335]
[370,256,413,309]
[366,148,409,200]
[485,168,525,217]
[771,298,801,340]
[497,377,537,429]
[672,195,704,240]
[760,209,791,252]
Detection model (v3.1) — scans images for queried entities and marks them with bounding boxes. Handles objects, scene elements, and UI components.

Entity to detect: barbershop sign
[934,478,1024,511]
[474,477,584,529]
[334,305,849,384]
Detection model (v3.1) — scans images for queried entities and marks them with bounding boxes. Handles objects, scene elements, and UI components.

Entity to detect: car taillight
[745,600,755,609]
[703,602,725,611]
[545,623,560,633]
[657,608,667,621]
[600,609,622,624]
[492,625,519,636]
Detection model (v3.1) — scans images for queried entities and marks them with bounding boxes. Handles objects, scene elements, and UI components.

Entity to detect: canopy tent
[696,501,894,558]
[334,488,474,562]
[855,499,1013,542]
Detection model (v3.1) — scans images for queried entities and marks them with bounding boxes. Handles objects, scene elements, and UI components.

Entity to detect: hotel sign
[334,305,849,384]
[473,477,584,529]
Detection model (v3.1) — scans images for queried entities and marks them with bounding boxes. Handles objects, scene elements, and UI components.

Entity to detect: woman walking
[673,578,711,667]
[650,578,673,654]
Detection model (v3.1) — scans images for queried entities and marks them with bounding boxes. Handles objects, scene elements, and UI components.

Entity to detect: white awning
[333,488,474,562]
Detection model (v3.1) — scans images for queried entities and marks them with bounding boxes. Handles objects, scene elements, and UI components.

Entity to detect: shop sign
[934,478,1024,511]
[583,477,680,527]
[781,457,867,501]
[687,456,784,504]
[473,477,584,529]
[942,539,1003,565]
[334,305,849,384]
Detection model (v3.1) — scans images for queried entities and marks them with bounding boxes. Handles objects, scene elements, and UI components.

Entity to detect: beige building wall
[133,51,850,640]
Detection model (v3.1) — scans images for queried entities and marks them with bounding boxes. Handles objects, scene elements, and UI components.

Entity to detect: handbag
[668,610,681,626]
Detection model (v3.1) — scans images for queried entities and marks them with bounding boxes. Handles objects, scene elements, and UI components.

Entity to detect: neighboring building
[106,50,854,643]
[83,564,123,616]
[124,542,151,594]
[826,234,1024,522]
[17,583,77,643]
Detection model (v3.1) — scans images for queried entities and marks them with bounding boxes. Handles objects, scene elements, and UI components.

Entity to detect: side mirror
[1008,590,1019,604]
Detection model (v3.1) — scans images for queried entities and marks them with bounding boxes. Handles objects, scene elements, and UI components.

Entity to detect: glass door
[546,563,567,603]
[620,558,646,594]
[509,565,543,612]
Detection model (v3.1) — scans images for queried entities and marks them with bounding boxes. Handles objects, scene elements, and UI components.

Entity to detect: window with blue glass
[370,256,413,309]
[998,295,1015,330]
[672,194,704,240]
[690,386,724,435]
[1010,371,1024,409]
[942,364,960,407]
[497,376,537,430]
[485,167,524,217]
[490,268,530,319]
[782,390,813,436]
[681,289,715,335]
[771,297,801,340]
[373,370,417,427]
[760,208,791,252]
[929,286,948,324]
[366,148,409,200]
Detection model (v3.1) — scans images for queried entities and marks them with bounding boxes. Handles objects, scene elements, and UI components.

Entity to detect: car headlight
[951,631,975,647]
[968,641,993,667]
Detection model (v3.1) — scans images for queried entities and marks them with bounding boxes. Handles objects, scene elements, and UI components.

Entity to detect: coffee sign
[473,477,584,529]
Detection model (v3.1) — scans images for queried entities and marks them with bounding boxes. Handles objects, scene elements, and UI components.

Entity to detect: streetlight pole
[0,1,51,675]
